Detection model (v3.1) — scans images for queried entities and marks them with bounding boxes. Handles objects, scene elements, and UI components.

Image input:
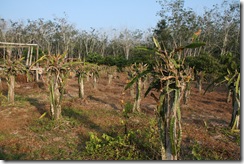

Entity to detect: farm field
[0,72,240,160]
[0,0,241,161]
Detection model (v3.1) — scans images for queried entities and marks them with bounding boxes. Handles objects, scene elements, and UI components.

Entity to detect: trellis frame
[0,41,40,81]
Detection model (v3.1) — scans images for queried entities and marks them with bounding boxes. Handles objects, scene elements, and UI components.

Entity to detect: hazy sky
[0,0,240,31]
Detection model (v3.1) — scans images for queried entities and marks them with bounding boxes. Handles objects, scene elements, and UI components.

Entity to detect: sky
[0,0,240,31]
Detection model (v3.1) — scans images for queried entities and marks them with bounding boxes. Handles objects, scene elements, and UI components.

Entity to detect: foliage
[0,0,240,61]
[185,54,222,75]
[0,57,27,76]
[191,141,202,160]
[35,53,81,119]
[121,101,133,134]
[125,35,205,160]
[0,56,27,102]
[84,124,161,160]
[219,53,240,74]
[86,53,129,70]
[182,66,194,104]
[29,118,57,133]
[0,92,7,105]
[188,140,236,160]
[85,48,155,69]
[204,53,240,131]
[103,55,129,69]
[155,0,240,57]
[225,69,240,131]
[123,101,133,114]
[75,62,91,98]
[130,47,155,65]
[85,132,141,160]
[127,63,148,112]
[220,127,240,146]
[86,53,104,64]
[156,0,201,50]
[22,47,45,62]
[185,53,223,85]
[0,1,241,160]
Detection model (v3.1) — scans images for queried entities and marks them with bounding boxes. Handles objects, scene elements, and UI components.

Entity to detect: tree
[107,29,123,57]
[204,1,240,56]
[156,0,200,51]
[185,53,222,92]
[156,0,240,59]
[97,30,108,57]
[119,28,142,60]
[0,18,7,42]
[53,15,78,57]
[191,1,240,57]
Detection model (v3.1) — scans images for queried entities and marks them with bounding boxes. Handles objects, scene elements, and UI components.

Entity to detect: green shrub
[84,118,161,160]
[185,54,221,74]
[185,54,223,81]
[86,53,104,64]
[219,53,240,73]
[130,47,155,65]
[85,131,142,160]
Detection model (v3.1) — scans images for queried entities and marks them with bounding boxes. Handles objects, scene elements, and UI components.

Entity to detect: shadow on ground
[88,95,119,110]
[27,97,48,117]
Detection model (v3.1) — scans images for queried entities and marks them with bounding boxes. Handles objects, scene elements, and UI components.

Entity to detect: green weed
[0,133,5,141]
[83,117,161,160]
[190,140,231,160]
[220,127,240,145]
[29,118,57,133]
[84,131,142,160]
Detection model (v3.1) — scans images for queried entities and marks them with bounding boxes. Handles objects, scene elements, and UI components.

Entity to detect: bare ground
[0,72,240,160]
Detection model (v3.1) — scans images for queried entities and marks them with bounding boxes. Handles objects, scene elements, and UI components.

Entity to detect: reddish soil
[0,72,240,160]
[180,83,240,160]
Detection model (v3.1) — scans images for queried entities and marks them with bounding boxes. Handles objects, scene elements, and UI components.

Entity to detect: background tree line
[0,0,240,72]
[0,15,153,65]
[0,0,240,160]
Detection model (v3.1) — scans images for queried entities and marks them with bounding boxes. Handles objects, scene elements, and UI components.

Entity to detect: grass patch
[220,127,240,145]
[0,150,26,160]
[191,141,217,160]
[0,94,30,107]
[0,133,6,141]
[0,92,7,105]
[29,118,62,133]
[188,139,237,160]
[62,106,100,130]
[29,107,89,134]
[81,116,161,160]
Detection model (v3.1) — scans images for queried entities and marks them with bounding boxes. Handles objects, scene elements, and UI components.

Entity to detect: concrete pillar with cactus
[125,35,205,160]
[1,56,26,103]
[76,63,89,99]
[125,63,148,113]
[107,66,117,85]
[37,54,81,120]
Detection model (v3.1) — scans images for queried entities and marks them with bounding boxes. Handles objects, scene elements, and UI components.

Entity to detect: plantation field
[0,72,240,160]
